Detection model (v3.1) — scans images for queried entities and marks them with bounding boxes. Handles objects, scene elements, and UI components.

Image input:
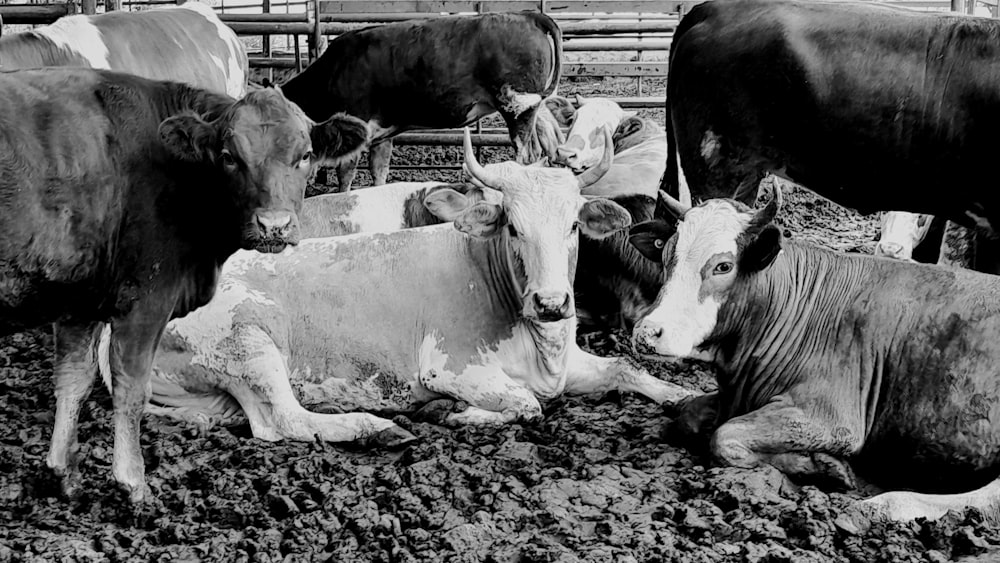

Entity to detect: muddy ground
[4,76,1000,562]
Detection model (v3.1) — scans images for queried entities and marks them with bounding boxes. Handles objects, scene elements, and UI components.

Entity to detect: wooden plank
[563,39,670,51]
[249,56,667,77]
[559,21,676,34]
[318,0,694,14]
[220,13,308,22]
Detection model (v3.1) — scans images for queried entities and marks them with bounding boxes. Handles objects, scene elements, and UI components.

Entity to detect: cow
[136,128,693,443]
[276,12,563,190]
[0,67,368,502]
[551,97,667,199]
[629,187,1000,530]
[0,1,247,98]
[663,0,1000,272]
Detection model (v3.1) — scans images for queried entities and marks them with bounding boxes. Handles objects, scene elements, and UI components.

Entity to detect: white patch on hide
[700,130,722,164]
[33,15,110,69]
[178,2,246,98]
[501,91,543,117]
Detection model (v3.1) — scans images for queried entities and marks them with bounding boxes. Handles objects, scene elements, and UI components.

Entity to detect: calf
[0,2,247,97]
[0,67,366,502]
[278,12,563,190]
[631,189,1000,529]
[142,129,692,441]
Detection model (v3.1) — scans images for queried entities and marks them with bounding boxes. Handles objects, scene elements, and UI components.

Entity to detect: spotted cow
[0,1,247,97]
[135,128,693,442]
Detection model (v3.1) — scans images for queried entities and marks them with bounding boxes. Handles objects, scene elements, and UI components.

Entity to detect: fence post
[951,0,964,11]
[106,0,121,11]
[263,0,273,84]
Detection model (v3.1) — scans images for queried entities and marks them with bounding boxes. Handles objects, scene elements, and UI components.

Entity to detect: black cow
[0,68,367,502]
[663,0,1000,271]
[278,11,563,190]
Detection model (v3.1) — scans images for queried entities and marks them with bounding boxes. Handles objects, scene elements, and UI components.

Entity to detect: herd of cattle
[3,0,1000,534]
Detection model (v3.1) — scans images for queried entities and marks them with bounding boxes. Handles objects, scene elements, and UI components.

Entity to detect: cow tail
[97,323,113,395]
[662,93,681,200]
[536,12,563,97]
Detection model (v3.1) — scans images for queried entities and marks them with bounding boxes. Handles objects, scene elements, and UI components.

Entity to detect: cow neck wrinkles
[704,241,881,418]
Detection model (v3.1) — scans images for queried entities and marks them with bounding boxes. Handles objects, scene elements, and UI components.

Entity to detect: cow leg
[417,364,542,426]
[664,391,721,449]
[840,478,1000,531]
[562,346,695,405]
[107,306,172,502]
[710,395,862,490]
[46,322,101,499]
[368,139,392,186]
[221,325,415,447]
[499,105,544,165]
[335,153,360,193]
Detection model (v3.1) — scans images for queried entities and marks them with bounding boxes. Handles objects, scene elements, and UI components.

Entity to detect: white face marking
[33,15,110,69]
[700,130,722,164]
[556,98,628,171]
[875,211,932,261]
[482,163,585,320]
[178,2,247,98]
[634,200,750,357]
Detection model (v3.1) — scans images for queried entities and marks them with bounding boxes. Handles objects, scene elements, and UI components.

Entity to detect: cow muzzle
[246,209,300,253]
[528,290,573,322]
[874,241,912,261]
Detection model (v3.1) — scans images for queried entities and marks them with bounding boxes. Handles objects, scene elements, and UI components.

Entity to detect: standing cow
[664,0,1000,272]
[136,129,693,442]
[0,1,247,97]
[630,188,1000,529]
[277,12,563,190]
[0,67,367,502]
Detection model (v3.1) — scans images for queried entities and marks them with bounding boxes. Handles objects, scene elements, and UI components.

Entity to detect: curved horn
[753,183,784,225]
[463,127,504,190]
[656,189,691,219]
[574,94,585,107]
[576,127,614,190]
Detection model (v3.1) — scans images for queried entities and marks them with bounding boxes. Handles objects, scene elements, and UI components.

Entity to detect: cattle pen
[0,0,994,175]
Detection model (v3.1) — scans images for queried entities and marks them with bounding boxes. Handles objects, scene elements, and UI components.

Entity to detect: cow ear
[628,219,675,263]
[455,202,507,238]
[424,188,475,221]
[740,224,783,273]
[159,114,218,162]
[614,116,643,140]
[579,198,631,239]
[311,112,369,165]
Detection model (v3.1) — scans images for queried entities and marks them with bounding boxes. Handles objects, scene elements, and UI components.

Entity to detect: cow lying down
[137,129,693,444]
[630,189,1000,528]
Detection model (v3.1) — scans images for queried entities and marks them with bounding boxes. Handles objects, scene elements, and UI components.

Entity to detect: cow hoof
[833,506,874,535]
[813,452,857,491]
[121,482,153,504]
[413,398,460,425]
[367,426,418,450]
[59,472,83,501]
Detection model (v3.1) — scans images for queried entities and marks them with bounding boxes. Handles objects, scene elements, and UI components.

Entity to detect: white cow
[137,129,693,443]
[550,96,667,199]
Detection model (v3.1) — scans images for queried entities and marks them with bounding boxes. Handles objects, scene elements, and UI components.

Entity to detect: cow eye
[220,150,236,167]
[654,239,665,249]
[299,151,314,166]
[508,223,518,238]
[570,221,580,235]
[713,262,734,275]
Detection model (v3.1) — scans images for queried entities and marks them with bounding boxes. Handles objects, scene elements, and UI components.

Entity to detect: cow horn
[462,127,504,190]
[576,127,614,190]
[753,183,784,225]
[656,189,690,219]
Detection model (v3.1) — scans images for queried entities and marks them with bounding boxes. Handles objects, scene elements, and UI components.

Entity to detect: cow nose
[554,148,576,165]
[876,241,904,259]
[532,291,572,320]
[256,211,292,238]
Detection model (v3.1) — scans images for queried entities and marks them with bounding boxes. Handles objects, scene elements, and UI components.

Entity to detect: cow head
[875,211,933,261]
[423,128,631,323]
[613,116,665,153]
[158,87,368,253]
[552,96,633,172]
[630,190,783,357]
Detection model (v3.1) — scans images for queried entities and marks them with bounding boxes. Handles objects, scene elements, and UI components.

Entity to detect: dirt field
[3,76,1000,562]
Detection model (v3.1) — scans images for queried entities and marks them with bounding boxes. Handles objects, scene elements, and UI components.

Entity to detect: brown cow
[0,67,366,502]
